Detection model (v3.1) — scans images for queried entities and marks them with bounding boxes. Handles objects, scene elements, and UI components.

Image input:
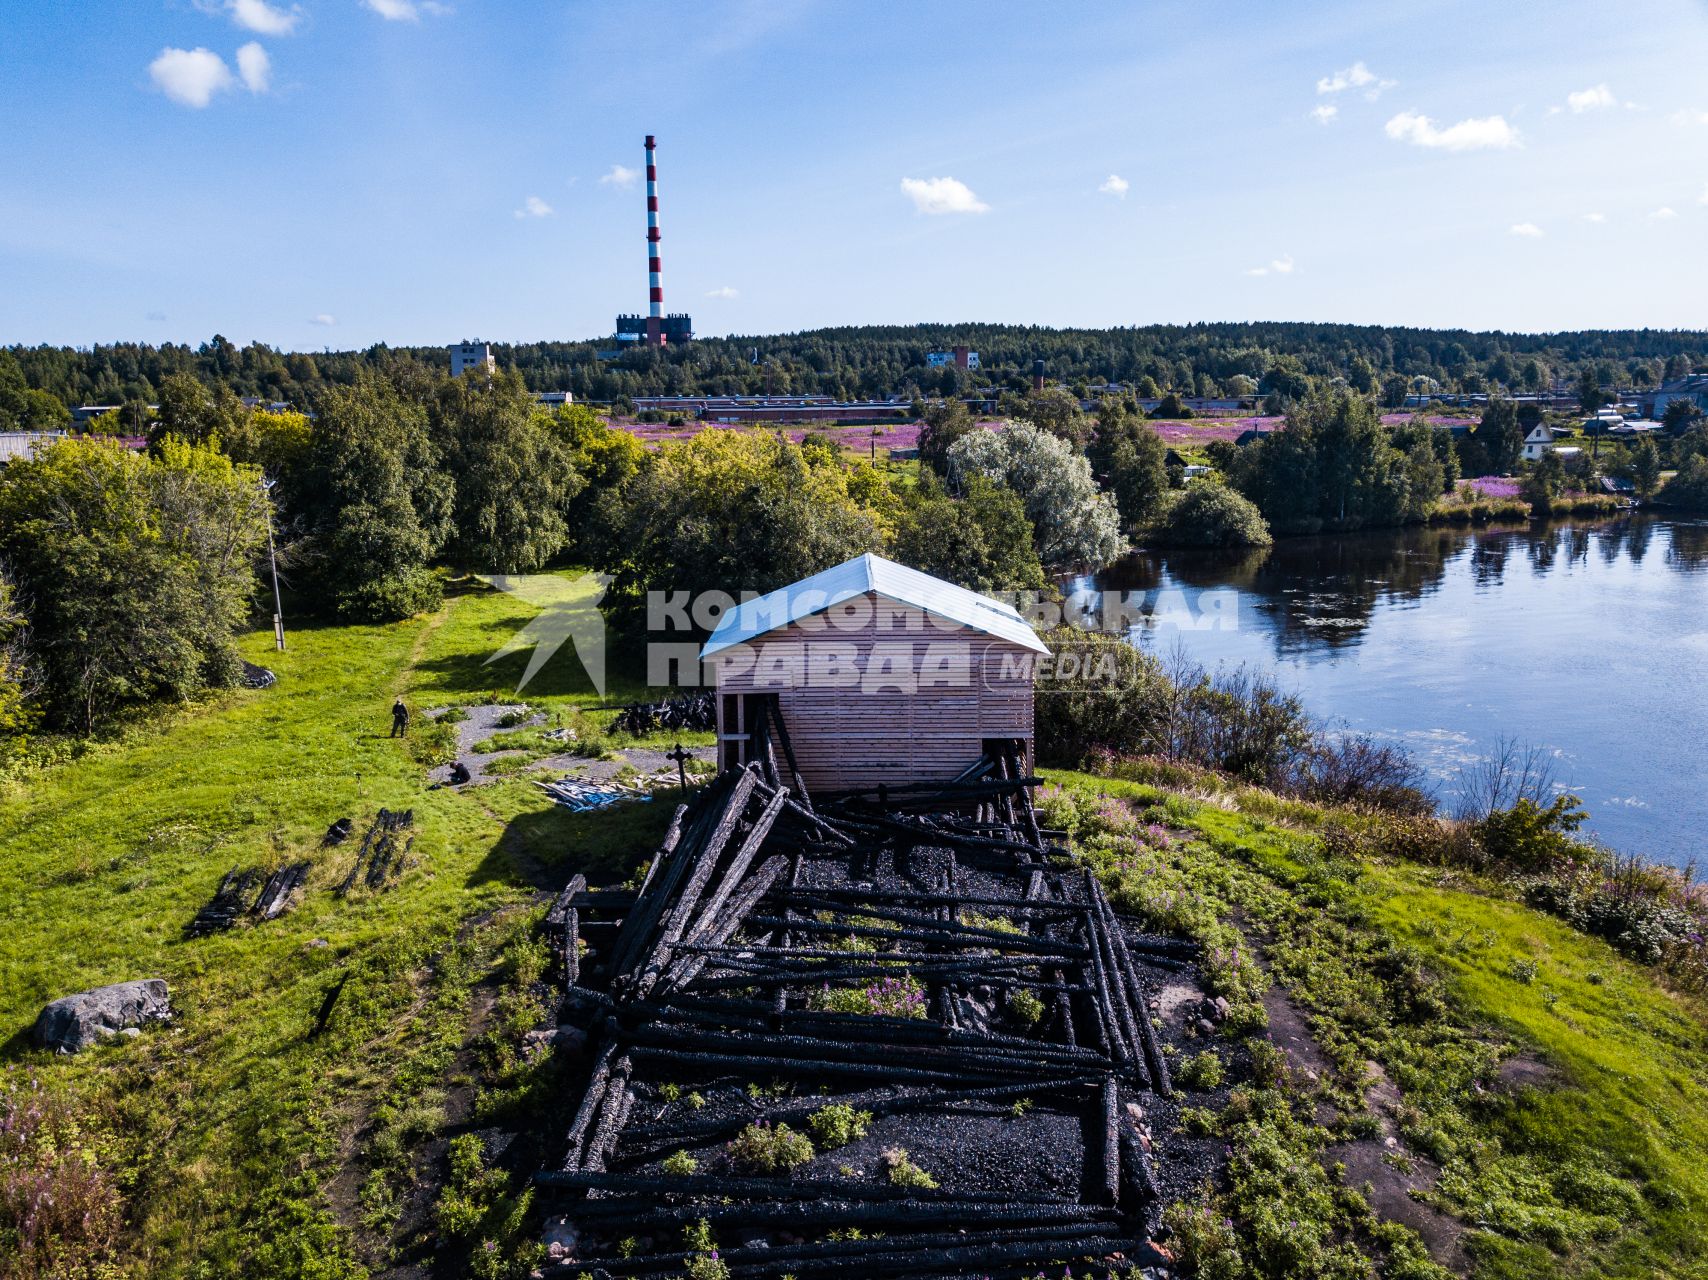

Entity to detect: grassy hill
[2,578,1704,1279]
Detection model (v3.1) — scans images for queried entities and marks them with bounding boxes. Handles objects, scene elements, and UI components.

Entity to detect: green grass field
[0,577,675,1276]
[3,580,1705,1278]
[1042,769,1708,1280]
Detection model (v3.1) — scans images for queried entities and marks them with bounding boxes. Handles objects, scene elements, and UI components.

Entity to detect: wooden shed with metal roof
[699,553,1047,794]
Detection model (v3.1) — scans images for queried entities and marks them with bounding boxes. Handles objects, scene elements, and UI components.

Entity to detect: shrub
[1246,1038,1287,1088]
[410,716,460,768]
[880,1147,938,1190]
[1150,480,1273,548]
[1525,871,1700,966]
[727,1123,815,1174]
[1294,734,1431,813]
[1478,796,1587,873]
[1032,629,1172,767]
[1178,1050,1226,1090]
[0,1077,122,1280]
[806,1104,872,1150]
[682,1219,729,1280]
[1007,987,1046,1026]
[1658,456,1708,511]
[1161,1199,1246,1280]
[661,1149,699,1176]
[335,566,445,622]
[810,974,927,1019]
[433,1134,540,1278]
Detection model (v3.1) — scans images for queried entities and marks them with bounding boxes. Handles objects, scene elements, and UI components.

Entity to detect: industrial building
[1643,374,1708,420]
[450,342,495,378]
[614,136,694,348]
[926,345,980,370]
[634,395,911,424]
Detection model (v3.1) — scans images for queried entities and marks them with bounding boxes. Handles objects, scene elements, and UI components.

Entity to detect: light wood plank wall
[708,593,1036,791]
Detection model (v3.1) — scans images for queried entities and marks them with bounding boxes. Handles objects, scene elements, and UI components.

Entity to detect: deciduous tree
[946,420,1123,568]
[0,438,269,730]
[434,370,582,574]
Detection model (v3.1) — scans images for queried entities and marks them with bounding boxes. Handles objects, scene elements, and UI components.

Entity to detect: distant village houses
[1643,374,1708,421]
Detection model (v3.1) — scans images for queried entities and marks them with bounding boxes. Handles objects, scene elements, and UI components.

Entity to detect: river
[1081,514,1708,868]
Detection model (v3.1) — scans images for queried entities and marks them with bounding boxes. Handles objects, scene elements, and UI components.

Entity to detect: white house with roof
[1521,422,1558,462]
[0,432,65,463]
[699,553,1047,791]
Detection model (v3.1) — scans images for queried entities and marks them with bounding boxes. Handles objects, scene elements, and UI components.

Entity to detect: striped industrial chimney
[645,134,664,342]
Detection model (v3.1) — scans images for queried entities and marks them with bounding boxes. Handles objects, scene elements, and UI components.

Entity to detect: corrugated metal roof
[701,553,1049,658]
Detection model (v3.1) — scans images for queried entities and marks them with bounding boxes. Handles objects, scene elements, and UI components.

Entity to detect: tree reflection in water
[1072,513,1708,865]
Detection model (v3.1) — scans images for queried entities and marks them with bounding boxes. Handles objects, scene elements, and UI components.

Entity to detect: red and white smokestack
[645,134,663,326]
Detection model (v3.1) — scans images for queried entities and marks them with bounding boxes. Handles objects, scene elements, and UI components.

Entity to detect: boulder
[33,979,171,1053]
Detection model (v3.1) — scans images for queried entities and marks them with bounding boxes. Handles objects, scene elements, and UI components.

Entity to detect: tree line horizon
[5,320,1708,427]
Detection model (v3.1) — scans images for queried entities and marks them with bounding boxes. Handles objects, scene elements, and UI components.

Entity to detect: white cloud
[1316,61,1394,98]
[364,0,418,19]
[1509,222,1544,237]
[1384,111,1521,151]
[149,47,235,108]
[1650,206,1678,220]
[236,42,270,93]
[310,313,336,326]
[1566,84,1616,113]
[599,164,638,189]
[1246,254,1296,277]
[900,176,989,215]
[1584,212,1607,223]
[1098,174,1129,198]
[1671,109,1708,125]
[1310,104,1338,125]
[705,286,739,299]
[228,0,300,35]
[1700,183,1708,205]
[514,195,553,219]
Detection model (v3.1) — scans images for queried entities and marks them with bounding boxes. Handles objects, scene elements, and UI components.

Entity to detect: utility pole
[262,475,285,651]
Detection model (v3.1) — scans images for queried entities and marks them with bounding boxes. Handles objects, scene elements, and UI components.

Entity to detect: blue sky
[3,0,1707,349]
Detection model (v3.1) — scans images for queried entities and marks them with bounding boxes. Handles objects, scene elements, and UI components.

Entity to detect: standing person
[390,699,410,738]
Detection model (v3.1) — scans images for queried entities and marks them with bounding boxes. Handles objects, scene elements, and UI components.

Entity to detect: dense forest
[6,321,1708,420]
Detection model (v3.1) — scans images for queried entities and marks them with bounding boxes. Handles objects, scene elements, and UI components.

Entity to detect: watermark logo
[484,576,1241,697]
[482,571,612,695]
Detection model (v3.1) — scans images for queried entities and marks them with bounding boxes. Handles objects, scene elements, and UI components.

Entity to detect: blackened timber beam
[535,1166,1072,1206]
[654,853,790,995]
[561,1197,1118,1234]
[626,1045,1006,1086]
[774,886,1087,918]
[618,1076,1095,1150]
[763,693,814,813]
[741,912,1090,957]
[562,1038,618,1170]
[616,768,759,990]
[568,1223,1138,1278]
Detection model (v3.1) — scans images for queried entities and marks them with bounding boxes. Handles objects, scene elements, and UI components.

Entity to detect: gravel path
[424,703,712,789]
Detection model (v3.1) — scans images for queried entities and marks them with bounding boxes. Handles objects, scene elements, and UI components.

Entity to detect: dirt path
[1244,930,1469,1274]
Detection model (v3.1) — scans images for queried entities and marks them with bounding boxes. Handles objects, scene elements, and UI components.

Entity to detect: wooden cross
[666,742,694,792]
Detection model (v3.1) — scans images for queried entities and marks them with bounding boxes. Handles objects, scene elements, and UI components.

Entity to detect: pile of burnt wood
[537,755,1201,1278]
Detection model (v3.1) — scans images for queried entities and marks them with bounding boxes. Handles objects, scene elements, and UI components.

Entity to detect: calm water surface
[1083,515,1708,868]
